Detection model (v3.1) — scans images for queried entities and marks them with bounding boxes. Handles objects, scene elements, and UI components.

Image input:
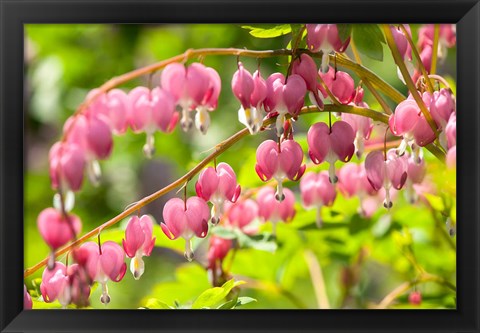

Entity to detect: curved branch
[24,103,388,278]
[375,273,456,309]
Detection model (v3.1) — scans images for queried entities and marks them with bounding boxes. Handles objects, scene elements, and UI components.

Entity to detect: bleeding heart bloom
[318,67,355,105]
[343,89,374,158]
[161,62,219,134]
[418,24,456,60]
[224,199,259,235]
[264,73,307,137]
[122,215,156,280]
[445,113,456,149]
[194,66,221,134]
[85,88,130,135]
[80,241,126,305]
[409,291,422,306]
[365,149,408,208]
[307,121,355,183]
[255,139,306,202]
[65,264,92,308]
[128,86,178,158]
[232,63,267,134]
[427,89,455,149]
[389,97,436,157]
[40,262,71,307]
[300,171,337,228]
[37,208,82,269]
[160,197,210,261]
[391,25,412,62]
[256,186,296,236]
[49,141,86,194]
[306,24,350,72]
[64,112,113,186]
[338,162,377,217]
[196,162,241,225]
[292,54,324,110]
[338,163,376,198]
[24,285,32,309]
[428,88,455,129]
[404,151,427,203]
[446,145,456,169]
[207,236,232,270]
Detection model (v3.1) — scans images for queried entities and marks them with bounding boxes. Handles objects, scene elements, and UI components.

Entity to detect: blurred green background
[24,24,456,309]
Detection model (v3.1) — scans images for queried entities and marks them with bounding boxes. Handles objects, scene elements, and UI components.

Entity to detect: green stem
[431,24,440,75]
[398,24,434,93]
[383,25,439,136]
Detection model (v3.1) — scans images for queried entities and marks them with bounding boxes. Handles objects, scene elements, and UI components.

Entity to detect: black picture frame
[1,0,479,332]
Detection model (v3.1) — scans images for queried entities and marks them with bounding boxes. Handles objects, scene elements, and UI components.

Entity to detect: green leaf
[423,193,445,212]
[191,279,245,309]
[235,296,257,307]
[348,213,372,235]
[241,24,292,38]
[337,24,352,43]
[144,298,174,309]
[211,226,238,239]
[236,230,277,252]
[352,24,385,61]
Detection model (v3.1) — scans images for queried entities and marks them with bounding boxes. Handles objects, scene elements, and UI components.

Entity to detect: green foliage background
[24,24,456,309]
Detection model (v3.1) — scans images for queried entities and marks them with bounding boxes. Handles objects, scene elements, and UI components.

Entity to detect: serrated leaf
[144,298,173,309]
[337,24,352,43]
[191,279,245,309]
[352,24,385,61]
[241,24,292,38]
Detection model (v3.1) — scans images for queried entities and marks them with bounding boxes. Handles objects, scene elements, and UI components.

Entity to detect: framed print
[1,0,479,332]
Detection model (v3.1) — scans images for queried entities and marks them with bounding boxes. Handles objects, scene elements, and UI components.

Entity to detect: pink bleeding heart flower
[264,73,307,137]
[122,215,156,280]
[232,63,267,134]
[445,113,456,149]
[161,62,214,133]
[342,114,373,159]
[24,285,32,309]
[428,88,455,129]
[292,53,324,110]
[80,241,126,305]
[41,262,91,308]
[224,199,259,235]
[85,88,130,135]
[207,236,232,271]
[418,24,456,60]
[307,120,355,183]
[390,25,413,62]
[446,145,456,169]
[64,112,113,186]
[257,186,295,236]
[255,139,306,202]
[195,162,241,225]
[37,208,82,269]
[160,197,210,261]
[300,171,337,228]
[409,291,422,306]
[404,151,427,203]
[338,163,377,217]
[49,141,86,194]
[318,67,355,105]
[365,149,408,208]
[338,163,376,198]
[40,262,71,307]
[389,97,436,157]
[306,24,350,72]
[128,86,178,158]
[194,66,221,135]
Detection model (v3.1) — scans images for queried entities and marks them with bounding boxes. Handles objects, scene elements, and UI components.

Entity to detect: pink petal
[365,151,386,191]
[307,122,331,164]
[330,121,355,162]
